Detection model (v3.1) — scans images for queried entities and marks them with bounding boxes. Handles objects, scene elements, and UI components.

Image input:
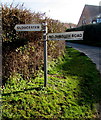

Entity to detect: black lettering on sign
[72,33,82,38]
[17,26,20,29]
[79,34,82,37]
[17,25,40,30]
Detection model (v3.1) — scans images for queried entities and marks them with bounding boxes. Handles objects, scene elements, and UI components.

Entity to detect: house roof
[77,4,100,27]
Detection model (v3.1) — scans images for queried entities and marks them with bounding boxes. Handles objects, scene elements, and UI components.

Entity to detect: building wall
[99,1,101,13]
[77,5,99,27]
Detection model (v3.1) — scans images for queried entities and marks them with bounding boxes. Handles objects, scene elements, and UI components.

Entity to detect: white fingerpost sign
[15,22,84,87]
[48,31,84,40]
[14,24,42,31]
[14,23,48,87]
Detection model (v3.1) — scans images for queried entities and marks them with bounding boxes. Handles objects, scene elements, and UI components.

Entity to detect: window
[97,18,101,23]
[82,19,86,25]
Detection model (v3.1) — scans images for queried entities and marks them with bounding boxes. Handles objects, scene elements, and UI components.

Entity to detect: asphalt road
[66,42,101,73]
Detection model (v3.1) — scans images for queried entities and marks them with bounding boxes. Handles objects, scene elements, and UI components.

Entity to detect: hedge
[66,23,101,46]
[2,4,66,83]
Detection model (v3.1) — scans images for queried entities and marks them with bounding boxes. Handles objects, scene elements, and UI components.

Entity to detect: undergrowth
[1,47,101,119]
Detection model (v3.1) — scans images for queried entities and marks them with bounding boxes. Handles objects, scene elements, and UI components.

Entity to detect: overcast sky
[1,0,100,24]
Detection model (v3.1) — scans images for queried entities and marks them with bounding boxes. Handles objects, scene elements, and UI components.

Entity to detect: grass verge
[1,47,101,119]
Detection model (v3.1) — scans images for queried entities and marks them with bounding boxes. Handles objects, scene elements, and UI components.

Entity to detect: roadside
[66,42,101,118]
[66,42,101,74]
[2,47,101,119]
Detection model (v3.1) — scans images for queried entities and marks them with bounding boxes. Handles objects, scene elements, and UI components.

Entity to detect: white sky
[1,0,100,24]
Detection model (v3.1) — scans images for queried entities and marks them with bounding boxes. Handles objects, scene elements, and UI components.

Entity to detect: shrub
[2,4,66,83]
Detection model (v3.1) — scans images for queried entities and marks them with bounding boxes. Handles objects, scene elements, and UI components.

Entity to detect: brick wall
[77,5,99,27]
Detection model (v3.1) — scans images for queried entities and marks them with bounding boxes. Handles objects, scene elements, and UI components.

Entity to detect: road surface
[66,42,101,73]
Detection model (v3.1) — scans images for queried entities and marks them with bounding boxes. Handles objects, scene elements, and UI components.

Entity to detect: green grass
[1,47,101,119]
